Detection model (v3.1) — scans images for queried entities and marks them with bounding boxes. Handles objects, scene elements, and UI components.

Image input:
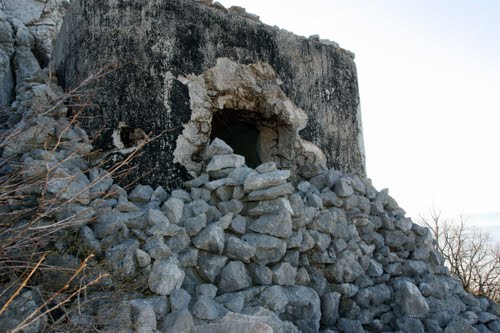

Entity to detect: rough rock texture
[53,0,365,189]
[1,1,500,333]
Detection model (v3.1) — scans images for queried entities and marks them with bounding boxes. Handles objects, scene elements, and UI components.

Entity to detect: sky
[216,0,500,241]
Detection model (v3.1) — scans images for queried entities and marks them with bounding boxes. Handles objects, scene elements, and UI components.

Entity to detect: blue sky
[217,0,500,241]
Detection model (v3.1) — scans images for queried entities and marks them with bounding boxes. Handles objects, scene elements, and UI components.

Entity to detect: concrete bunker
[174,58,326,177]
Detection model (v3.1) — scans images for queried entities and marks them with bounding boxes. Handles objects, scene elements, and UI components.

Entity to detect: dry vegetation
[420,209,500,302]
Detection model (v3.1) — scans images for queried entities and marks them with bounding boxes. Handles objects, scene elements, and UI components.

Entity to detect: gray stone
[196,284,218,298]
[116,195,139,212]
[144,236,172,260]
[0,49,13,108]
[247,182,294,201]
[321,190,344,207]
[366,259,384,277]
[217,199,244,215]
[166,228,190,252]
[230,215,247,234]
[248,263,273,285]
[384,229,410,247]
[162,197,184,224]
[147,209,180,236]
[89,210,126,240]
[148,257,185,295]
[192,312,273,333]
[185,173,210,188]
[151,186,168,202]
[249,209,293,238]
[105,239,139,278]
[203,138,234,160]
[160,310,194,333]
[170,289,192,311]
[171,189,192,202]
[215,185,234,201]
[129,299,157,333]
[227,167,253,185]
[47,168,90,204]
[14,46,40,82]
[321,292,341,326]
[479,312,498,324]
[445,318,480,333]
[129,185,154,202]
[396,316,425,333]
[205,178,227,191]
[338,318,364,333]
[136,248,151,267]
[271,262,297,285]
[225,235,256,263]
[191,199,211,216]
[184,214,208,236]
[247,197,293,216]
[220,261,252,293]
[488,321,500,333]
[244,170,291,192]
[324,251,364,283]
[191,296,220,320]
[256,162,277,173]
[206,154,245,171]
[334,178,354,197]
[80,225,101,252]
[192,223,225,254]
[197,253,228,283]
[241,233,287,265]
[396,281,430,318]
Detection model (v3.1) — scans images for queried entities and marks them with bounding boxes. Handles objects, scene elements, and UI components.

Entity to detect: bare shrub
[420,208,500,302]
[0,64,165,331]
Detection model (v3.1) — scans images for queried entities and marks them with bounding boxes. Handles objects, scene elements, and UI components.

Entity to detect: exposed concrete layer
[54,0,365,189]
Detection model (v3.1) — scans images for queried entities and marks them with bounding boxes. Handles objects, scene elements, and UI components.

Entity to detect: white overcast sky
[217,0,500,240]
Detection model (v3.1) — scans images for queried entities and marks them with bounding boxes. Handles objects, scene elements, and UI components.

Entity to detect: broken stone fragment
[247,182,294,201]
[148,257,185,296]
[243,170,291,192]
[202,138,233,160]
[249,209,293,238]
[206,154,245,172]
[219,260,252,293]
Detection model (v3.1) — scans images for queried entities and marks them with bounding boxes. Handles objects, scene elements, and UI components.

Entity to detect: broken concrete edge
[173,58,327,178]
[193,0,354,58]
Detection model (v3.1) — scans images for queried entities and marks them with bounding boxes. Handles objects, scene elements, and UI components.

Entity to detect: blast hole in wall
[210,109,262,168]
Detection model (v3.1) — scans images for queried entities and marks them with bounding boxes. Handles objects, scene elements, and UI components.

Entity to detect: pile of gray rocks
[53,137,499,333]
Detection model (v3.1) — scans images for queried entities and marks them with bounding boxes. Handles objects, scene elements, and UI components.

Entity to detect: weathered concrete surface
[54,0,365,188]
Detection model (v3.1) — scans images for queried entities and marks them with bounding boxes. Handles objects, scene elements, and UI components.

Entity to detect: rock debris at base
[1,1,500,333]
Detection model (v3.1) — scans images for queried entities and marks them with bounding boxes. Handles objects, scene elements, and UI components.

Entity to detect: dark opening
[210,109,262,168]
[120,127,135,148]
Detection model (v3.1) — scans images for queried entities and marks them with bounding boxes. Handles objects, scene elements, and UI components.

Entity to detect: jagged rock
[129,299,157,333]
[395,281,430,318]
[225,235,256,263]
[184,214,208,236]
[170,289,192,312]
[192,223,225,254]
[206,154,245,172]
[191,296,220,320]
[244,170,291,192]
[197,253,228,283]
[105,239,139,278]
[148,257,185,295]
[129,185,154,202]
[192,312,273,333]
[271,262,297,285]
[241,233,287,265]
[444,318,480,333]
[160,310,194,333]
[249,209,293,238]
[247,182,294,201]
[203,138,233,160]
[196,284,218,298]
[219,261,252,293]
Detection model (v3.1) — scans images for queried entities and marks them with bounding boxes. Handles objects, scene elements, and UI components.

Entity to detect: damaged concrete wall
[53,0,365,189]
